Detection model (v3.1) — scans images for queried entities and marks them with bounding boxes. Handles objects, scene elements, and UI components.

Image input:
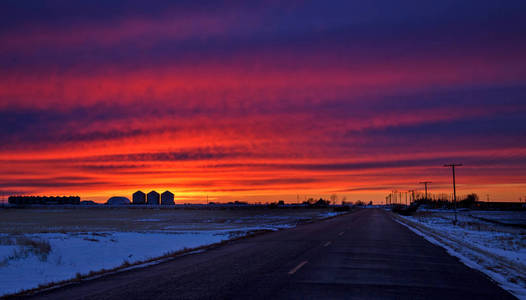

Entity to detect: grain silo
[147,191,160,205]
[132,190,146,204]
[161,191,175,205]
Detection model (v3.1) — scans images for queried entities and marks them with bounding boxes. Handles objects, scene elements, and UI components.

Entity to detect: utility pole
[444,163,462,225]
[405,192,408,206]
[419,181,432,201]
[408,190,415,204]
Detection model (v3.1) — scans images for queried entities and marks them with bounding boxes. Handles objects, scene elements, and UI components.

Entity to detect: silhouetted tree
[314,198,330,207]
[459,193,478,208]
[330,194,338,204]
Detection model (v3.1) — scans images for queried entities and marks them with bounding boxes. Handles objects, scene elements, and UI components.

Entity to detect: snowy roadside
[0,230,249,297]
[393,212,526,299]
[0,211,345,296]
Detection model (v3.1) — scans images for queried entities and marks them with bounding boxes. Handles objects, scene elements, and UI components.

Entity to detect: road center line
[323,241,331,247]
[288,261,308,275]
[338,231,344,236]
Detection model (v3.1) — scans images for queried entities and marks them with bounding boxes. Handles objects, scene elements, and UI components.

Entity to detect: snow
[0,230,243,296]
[394,211,526,299]
[0,245,17,259]
[317,212,341,218]
[468,210,526,226]
[0,210,345,296]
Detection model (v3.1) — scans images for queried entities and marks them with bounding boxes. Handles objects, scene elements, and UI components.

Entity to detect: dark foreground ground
[26,209,514,299]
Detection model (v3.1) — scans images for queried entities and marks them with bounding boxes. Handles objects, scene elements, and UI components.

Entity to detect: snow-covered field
[468,210,526,226]
[394,210,526,299]
[0,208,342,296]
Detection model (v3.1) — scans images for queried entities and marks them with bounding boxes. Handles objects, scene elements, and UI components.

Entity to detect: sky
[1,1,526,204]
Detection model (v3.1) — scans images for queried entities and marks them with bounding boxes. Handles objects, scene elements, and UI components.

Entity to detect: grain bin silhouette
[161,191,174,205]
[106,196,130,205]
[132,190,146,204]
[147,191,160,205]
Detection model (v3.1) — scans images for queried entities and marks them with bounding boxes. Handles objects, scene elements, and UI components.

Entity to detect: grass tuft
[1,236,52,264]
[121,260,131,268]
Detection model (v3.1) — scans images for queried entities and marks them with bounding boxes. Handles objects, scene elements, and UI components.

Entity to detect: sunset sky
[1,1,525,203]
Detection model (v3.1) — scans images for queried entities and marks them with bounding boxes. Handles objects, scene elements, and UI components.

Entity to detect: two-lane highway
[28,209,514,299]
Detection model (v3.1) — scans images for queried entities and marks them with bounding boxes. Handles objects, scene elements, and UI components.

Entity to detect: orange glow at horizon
[1,2,526,204]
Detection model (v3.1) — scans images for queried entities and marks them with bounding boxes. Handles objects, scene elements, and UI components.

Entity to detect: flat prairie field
[0,207,338,233]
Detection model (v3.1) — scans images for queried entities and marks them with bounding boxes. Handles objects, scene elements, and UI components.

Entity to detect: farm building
[161,191,174,205]
[8,196,80,205]
[80,200,98,205]
[133,190,146,204]
[106,196,131,206]
[147,191,160,205]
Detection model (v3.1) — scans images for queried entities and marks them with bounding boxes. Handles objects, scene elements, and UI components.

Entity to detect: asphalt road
[27,209,514,299]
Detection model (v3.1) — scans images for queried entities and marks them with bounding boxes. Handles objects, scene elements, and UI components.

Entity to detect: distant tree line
[414,193,480,209]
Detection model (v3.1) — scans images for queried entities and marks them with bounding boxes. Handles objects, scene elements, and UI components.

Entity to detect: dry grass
[0,236,52,265]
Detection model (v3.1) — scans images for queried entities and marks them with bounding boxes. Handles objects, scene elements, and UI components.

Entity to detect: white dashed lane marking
[288,261,308,275]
